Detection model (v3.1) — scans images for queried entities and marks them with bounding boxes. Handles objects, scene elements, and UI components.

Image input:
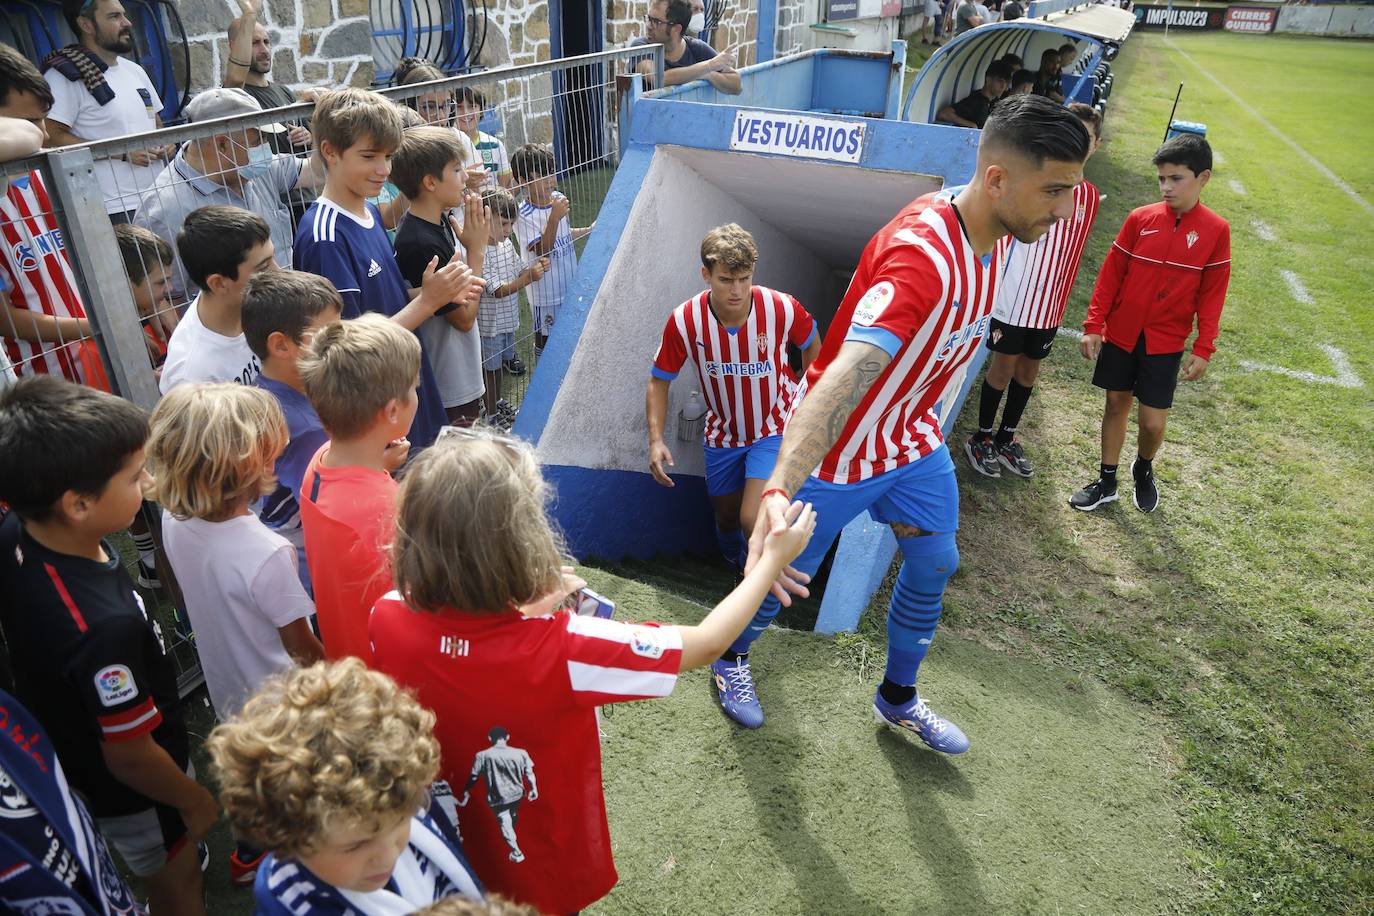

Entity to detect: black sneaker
[996,439,1034,478]
[963,433,1001,478]
[504,355,526,376]
[1069,477,1118,511]
[135,557,161,589]
[1132,460,1159,513]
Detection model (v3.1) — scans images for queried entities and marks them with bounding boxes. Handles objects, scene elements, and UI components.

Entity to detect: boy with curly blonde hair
[207,658,483,914]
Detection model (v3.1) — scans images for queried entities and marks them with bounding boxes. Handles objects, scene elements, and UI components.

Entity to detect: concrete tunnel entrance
[536,145,946,485]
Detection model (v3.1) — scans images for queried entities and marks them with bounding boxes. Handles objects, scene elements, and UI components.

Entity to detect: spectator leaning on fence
[633,0,742,94]
[134,87,324,304]
[223,0,316,154]
[0,43,103,388]
[42,0,168,223]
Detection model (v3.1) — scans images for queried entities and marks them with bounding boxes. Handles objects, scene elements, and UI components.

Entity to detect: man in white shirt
[42,0,167,222]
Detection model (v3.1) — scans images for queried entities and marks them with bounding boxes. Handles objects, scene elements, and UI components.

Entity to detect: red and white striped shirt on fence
[0,170,90,382]
[992,180,1101,330]
[806,191,999,485]
[652,285,817,449]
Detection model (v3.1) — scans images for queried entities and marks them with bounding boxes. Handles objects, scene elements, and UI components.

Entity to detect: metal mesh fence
[0,44,661,696]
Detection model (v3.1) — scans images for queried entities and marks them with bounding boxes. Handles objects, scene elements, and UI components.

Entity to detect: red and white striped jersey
[0,171,91,382]
[652,285,817,449]
[805,190,998,484]
[992,180,1101,330]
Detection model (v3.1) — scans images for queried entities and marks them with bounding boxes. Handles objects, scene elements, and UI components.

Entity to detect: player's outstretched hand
[745,490,812,605]
[1180,353,1209,381]
[1079,332,1102,361]
[649,440,675,487]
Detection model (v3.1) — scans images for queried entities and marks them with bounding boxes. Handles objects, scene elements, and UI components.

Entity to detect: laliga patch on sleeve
[629,627,666,660]
[94,665,138,708]
[853,281,895,327]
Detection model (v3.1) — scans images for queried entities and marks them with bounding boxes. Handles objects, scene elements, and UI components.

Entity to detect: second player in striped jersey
[648,224,820,571]
[728,96,1093,746]
[966,102,1103,480]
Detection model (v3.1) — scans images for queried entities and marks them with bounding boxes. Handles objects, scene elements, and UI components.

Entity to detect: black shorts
[1092,334,1184,409]
[987,318,1058,359]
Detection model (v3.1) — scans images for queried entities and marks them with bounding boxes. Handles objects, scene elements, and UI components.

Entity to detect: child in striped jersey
[966,101,1103,480]
[367,426,814,914]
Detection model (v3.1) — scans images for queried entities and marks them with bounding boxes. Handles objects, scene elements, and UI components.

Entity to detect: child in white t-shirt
[510,145,592,354]
[454,87,512,190]
[478,188,547,425]
[149,381,325,721]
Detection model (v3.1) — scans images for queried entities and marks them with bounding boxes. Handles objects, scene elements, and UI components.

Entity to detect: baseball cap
[184,88,285,133]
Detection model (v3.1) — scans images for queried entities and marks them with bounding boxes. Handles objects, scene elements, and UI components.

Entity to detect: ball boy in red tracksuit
[1070,133,1231,513]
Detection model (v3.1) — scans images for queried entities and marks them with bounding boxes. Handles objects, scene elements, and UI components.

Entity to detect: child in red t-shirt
[298,314,418,663]
[369,426,815,915]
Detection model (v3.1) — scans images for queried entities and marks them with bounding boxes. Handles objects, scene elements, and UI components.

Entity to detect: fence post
[42,147,160,411]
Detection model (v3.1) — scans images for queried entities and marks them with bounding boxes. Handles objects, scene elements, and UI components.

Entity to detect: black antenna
[1163,82,1182,143]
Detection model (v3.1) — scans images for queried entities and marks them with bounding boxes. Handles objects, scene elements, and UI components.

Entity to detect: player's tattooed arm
[769,340,892,498]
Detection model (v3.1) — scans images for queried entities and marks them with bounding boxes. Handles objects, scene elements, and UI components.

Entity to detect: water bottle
[677,390,707,442]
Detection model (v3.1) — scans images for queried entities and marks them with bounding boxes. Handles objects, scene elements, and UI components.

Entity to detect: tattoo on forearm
[772,351,889,496]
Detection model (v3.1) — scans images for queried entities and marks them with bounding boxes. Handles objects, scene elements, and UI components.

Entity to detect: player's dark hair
[510,144,555,182]
[482,187,518,221]
[1067,102,1102,140]
[242,269,343,359]
[985,60,1013,82]
[981,93,1090,166]
[999,53,1023,69]
[177,205,272,290]
[0,43,53,109]
[665,0,692,36]
[394,56,444,86]
[1153,133,1212,176]
[1059,42,1078,55]
[1011,69,1036,90]
[488,726,509,742]
[0,376,148,520]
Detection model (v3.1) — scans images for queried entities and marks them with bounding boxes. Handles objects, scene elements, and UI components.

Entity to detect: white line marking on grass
[1280,269,1315,305]
[1229,178,1247,196]
[1241,345,1364,389]
[1252,219,1277,242]
[1166,39,1374,218]
[1213,149,1225,165]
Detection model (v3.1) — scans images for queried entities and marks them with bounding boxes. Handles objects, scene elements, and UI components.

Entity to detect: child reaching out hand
[368,425,814,915]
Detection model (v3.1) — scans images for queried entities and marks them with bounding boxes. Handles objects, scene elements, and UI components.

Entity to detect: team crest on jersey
[1075,202,1086,221]
[991,328,1003,345]
[756,334,769,357]
[1186,230,1199,249]
[853,281,895,327]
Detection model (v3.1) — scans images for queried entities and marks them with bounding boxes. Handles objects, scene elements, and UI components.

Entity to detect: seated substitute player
[935,60,1012,129]
[966,102,1103,478]
[732,95,1092,746]
[646,224,819,571]
[1070,132,1230,512]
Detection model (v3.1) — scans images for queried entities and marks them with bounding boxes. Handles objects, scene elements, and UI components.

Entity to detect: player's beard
[251,54,272,75]
[995,198,1054,245]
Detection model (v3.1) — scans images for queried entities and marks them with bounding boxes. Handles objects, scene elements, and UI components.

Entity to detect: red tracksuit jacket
[1085,200,1231,359]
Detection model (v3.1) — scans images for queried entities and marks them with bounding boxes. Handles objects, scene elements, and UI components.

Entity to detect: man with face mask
[715,96,1090,748]
[133,88,325,303]
[632,0,741,94]
[42,0,169,223]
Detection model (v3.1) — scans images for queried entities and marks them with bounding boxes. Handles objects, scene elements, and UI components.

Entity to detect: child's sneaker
[873,691,970,754]
[135,557,161,589]
[710,657,763,729]
[503,355,526,376]
[229,848,265,886]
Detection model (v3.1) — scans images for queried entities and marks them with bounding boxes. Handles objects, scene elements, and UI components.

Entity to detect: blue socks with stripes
[880,533,959,704]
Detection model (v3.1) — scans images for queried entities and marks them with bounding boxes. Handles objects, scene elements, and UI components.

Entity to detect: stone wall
[173,0,375,96]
